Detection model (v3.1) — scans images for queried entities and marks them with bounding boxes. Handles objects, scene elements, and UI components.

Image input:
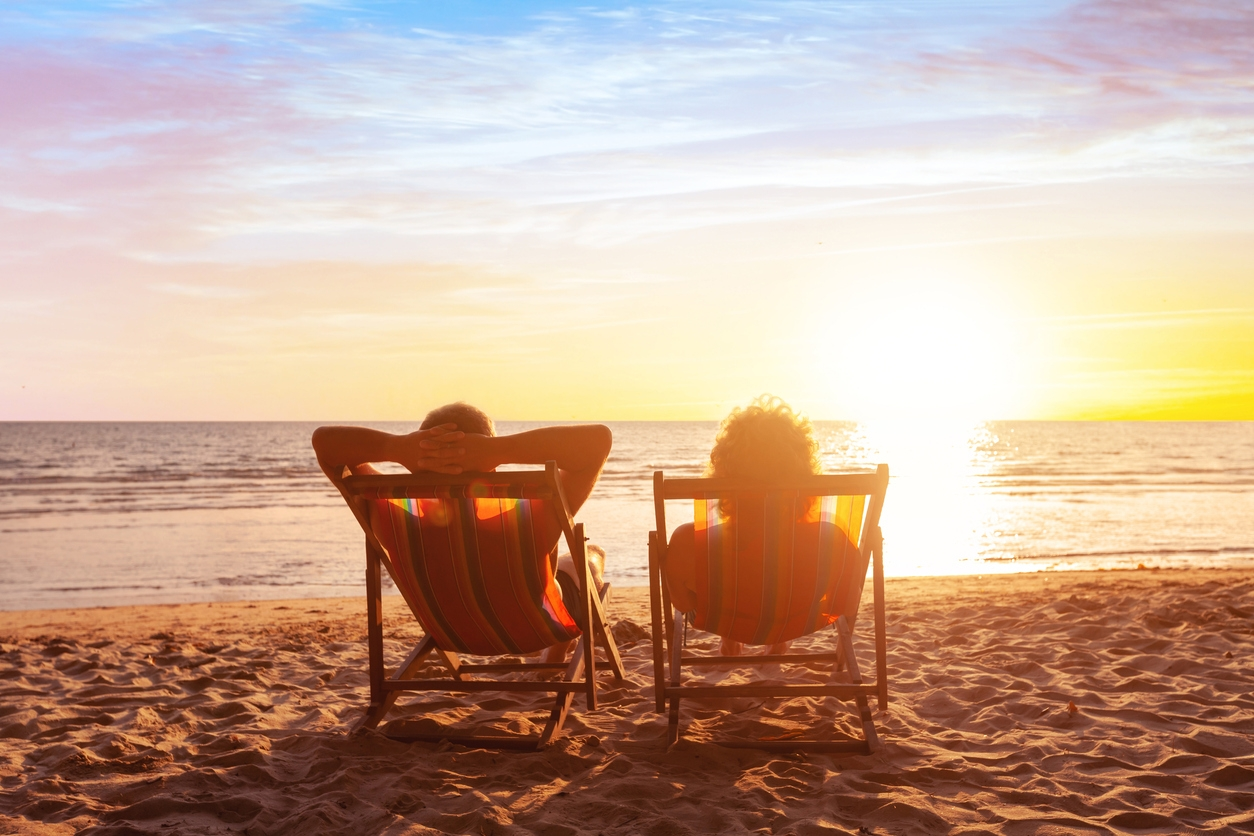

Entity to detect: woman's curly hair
[707,395,820,481]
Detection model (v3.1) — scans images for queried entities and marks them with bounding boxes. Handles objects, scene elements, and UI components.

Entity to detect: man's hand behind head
[397,425,466,474]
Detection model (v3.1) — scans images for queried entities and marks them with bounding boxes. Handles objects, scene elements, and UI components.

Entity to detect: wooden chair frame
[340,461,625,750]
[648,465,889,753]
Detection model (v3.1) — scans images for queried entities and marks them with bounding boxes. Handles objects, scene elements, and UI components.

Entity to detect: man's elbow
[311,426,343,472]
[589,423,613,464]
[311,426,331,457]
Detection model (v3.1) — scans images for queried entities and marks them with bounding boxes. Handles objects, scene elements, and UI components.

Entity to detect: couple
[312,395,848,656]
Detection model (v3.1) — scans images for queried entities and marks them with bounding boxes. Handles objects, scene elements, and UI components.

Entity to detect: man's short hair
[420,402,495,436]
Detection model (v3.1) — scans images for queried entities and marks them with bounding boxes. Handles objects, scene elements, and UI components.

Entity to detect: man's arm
[311,424,465,488]
[454,424,612,515]
[311,422,612,515]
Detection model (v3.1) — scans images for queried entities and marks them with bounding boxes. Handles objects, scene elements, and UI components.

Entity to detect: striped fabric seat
[691,492,867,646]
[367,495,581,657]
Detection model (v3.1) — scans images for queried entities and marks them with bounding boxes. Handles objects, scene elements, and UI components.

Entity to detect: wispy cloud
[3,0,1251,262]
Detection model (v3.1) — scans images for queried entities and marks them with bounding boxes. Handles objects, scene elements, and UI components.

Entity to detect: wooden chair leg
[359,543,458,736]
[572,525,597,710]
[667,608,684,746]
[538,637,589,747]
[648,532,667,713]
[589,583,625,681]
[660,578,674,680]
[837,615,879,754]
[873,528,889,710]
[353,635,437,734]
[363,538,387,727]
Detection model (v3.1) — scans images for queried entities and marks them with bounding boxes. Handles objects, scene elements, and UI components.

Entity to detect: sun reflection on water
[816,419,1019,578]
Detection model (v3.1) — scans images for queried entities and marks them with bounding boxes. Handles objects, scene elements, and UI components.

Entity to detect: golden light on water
[801,282,1029,575]
[823,419,1018,578]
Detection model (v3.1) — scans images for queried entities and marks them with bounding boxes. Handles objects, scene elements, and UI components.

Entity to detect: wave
[0,500,340,522]
[0,470,325,486]
[983,546,1254,562]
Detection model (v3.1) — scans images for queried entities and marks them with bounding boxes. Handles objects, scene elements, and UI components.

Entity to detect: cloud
[912,0,1254,139]
[3,0,1251,268]
[2,2,1253,421]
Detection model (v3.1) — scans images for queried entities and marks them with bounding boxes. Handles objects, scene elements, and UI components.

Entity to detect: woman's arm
[664,523,698,613]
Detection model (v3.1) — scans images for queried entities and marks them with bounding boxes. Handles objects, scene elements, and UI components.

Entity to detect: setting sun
[799,278,1029,424]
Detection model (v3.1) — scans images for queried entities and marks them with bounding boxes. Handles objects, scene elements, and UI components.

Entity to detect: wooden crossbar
[660,471,886,500]
[681,651,844,667]
[384,680,590,694]
[343,470,556,492]
[457,662,570,673]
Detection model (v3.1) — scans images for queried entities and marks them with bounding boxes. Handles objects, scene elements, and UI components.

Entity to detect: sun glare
[805,279,1031,576]
[826,282,1025,424]
[841,420,1011,577]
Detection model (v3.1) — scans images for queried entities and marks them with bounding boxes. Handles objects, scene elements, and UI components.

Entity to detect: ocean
[1,421,1252,611]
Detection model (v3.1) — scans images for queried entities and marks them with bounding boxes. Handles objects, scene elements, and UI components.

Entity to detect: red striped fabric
[367,496,581,656]
[691,492,867,645]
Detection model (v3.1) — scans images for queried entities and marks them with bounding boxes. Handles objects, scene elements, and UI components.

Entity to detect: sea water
[1,421,1252,610]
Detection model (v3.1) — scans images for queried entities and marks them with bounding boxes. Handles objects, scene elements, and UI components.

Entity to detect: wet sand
[2,568,1253,835]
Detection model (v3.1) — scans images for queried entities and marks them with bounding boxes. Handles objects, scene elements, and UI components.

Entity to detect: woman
[663,395,845,656]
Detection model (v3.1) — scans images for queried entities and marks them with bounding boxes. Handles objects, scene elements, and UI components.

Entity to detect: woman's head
[707,395,820,481]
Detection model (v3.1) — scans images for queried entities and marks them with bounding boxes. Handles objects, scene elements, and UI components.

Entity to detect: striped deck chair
[648,465,889,752]
[339,462,624,749]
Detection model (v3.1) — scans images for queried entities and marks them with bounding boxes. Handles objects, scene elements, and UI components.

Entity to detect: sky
[2,0,1252,421]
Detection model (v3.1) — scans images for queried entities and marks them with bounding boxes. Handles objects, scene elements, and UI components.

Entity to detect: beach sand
[2,568,1253,835]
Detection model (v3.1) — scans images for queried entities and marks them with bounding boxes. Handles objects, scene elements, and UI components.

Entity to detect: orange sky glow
[2,2,1252,422]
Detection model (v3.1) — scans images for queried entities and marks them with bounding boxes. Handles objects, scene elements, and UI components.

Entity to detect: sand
[2,568,1253,835]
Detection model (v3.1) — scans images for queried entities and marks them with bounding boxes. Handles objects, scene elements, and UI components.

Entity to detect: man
[312,402,611,519]
[312,403,611,656]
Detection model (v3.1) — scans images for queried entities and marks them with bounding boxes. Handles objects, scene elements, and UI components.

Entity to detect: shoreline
[1,566,1246,636]
[3,567,1253,834]
[6,563,1248,623]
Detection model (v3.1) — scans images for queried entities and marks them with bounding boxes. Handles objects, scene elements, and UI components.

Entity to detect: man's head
[421,402,496,437]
